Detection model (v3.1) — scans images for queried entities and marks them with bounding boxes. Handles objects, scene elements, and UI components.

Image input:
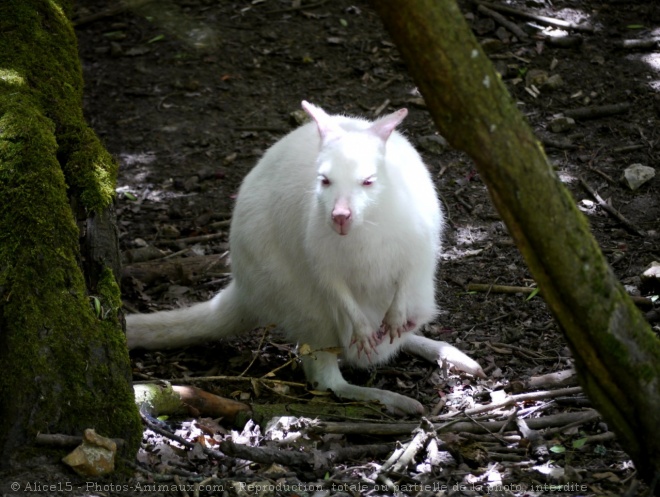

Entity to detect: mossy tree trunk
[0,0,141,467]
[372,0,660,486]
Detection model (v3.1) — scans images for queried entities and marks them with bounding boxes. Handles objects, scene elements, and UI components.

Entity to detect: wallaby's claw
[351,328,384,363]
[381,318,417,344]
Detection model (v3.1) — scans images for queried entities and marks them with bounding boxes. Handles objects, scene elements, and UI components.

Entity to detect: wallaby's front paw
[350,319,383,362]
[351,332,383,362]
[381,314,417,344]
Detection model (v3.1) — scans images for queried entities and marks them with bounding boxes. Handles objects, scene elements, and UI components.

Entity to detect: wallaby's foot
[303,351,424,415]
[403,334,485,378]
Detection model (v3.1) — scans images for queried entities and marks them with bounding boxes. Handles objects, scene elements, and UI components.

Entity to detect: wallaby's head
[302,101,408,236]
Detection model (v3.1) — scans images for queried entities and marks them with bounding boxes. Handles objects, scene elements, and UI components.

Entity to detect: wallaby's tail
[126,282,255,350]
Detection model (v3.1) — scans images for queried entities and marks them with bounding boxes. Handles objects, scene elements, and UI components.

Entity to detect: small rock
[526,68,548,87]
[62,429,117,477]
[290,109,308,126]
[160,224,181,238]
[542,73,564,90]
[549,116,576,133]
[623,164,655,190]
[223,153,238,166]
[480,38,504,53]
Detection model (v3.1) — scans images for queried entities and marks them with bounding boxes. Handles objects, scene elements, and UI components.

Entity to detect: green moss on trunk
[0,0,140,466]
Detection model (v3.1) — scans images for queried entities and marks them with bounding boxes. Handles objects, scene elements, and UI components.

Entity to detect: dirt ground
[9,0,660,496]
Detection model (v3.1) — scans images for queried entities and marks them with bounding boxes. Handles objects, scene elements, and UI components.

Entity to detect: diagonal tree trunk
[372,0,660,486]
[0,0,140,467]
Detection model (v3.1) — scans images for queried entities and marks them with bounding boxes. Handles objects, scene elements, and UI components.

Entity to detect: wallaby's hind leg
[302,350,424,415]
[402,334,484,378]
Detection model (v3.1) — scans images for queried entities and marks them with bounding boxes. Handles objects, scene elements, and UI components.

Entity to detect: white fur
[126,102,483,415]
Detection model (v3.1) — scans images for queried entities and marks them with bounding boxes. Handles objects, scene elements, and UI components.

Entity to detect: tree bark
[0,0,141,467]
[372,0,660,485]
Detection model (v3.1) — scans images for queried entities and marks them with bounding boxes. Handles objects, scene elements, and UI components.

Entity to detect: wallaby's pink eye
[320,176,331,186]
[362,177,375,186]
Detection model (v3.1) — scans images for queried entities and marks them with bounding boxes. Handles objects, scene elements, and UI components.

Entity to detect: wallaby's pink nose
[332,206,352,235]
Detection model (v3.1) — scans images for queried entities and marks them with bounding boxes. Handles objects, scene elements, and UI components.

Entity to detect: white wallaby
[127,101,484,415]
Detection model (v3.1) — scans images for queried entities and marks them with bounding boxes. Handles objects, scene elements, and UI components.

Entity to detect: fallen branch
[134,383,251,423]
[617,39,660,50]
[543,35,583,49]
[122,254,229,286]
[36,433,125,448]
[219,439,311,467]
[467,282,536,295]
[474,1,594,33]
[219,439,394,470]
[468,282,653,307]
[525,369,578,390]
[310,409,599,437]
[485,341,554,361]
[133,378,390,424]
[564,103,631,120]
[611,144,646,154]
[578,176,646,237]
[135,375,306,389]
[435,386,584,420]
[477,4,529,41]
[157,232,228,248]
[381,419,436,474]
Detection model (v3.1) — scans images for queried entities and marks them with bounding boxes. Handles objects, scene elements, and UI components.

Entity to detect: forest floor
[18,0,660,496]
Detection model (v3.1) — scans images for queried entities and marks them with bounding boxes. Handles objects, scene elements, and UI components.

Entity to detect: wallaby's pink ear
[302,100,344,143]
[370,108,408,141]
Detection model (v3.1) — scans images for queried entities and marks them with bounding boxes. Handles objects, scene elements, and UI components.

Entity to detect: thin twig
[158,232,228,247]
[468,281,654,307]
[311,410,601,437]
[579,176,646,237]
[239,327,271,377]
[587,166,617,184]
[135,375,307,388]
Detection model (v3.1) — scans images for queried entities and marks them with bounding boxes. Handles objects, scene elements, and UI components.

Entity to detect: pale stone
[623,164,655,190]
